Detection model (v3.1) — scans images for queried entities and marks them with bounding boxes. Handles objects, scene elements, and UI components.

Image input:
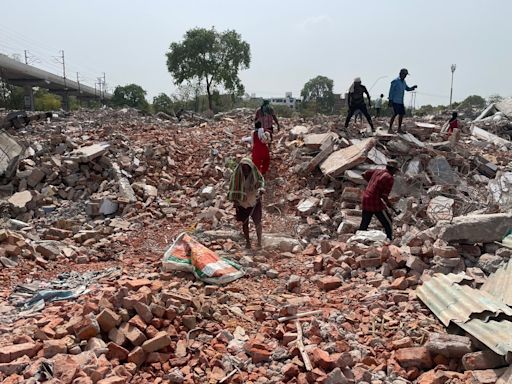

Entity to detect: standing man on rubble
[388,68,417,133]
[359,160,399,241]
[255,99,280,142]
[374,94,384,117]
[228,158,265,249]
[344,77,375,132]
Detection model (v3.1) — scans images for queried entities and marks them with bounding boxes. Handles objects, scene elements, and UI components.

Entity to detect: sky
[1,0,511,107]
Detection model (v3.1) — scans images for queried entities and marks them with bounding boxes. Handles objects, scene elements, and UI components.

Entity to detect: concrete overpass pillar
[61,92,69,112]
[23,85,34,111]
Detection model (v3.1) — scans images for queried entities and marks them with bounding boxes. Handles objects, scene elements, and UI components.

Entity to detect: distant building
[251,92,301,110]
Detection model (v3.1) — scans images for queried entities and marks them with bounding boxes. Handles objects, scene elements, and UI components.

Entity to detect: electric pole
[103,72,106,97]
[24,50,28,65]
[449,64,456,109]
[76,72,81,93]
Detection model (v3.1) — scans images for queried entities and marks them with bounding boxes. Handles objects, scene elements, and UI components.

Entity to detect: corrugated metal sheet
[416,273,512,326]
[458,318,512,357]
[481,258,512,306]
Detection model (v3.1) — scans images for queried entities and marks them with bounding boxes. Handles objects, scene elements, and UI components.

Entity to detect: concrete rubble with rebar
[0,105,512,383]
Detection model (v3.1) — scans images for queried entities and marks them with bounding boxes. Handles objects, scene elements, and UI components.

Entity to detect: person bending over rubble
[228,158,265,249]
[255,99,280,142]
[344,77,375,132]
[252,121,271,175]
[388,68,417,133]
[359,160,399,240]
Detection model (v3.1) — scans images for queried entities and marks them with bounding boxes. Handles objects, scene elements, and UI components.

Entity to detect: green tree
[153,93,173,114]
[34,89,61,110]
[461,95,486,108]
[166,27,251,111]
[488,94,503,104]
[111,84,149,111]
[300,76,335,114]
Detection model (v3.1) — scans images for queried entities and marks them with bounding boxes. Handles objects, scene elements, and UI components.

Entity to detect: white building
[270,92,300,109]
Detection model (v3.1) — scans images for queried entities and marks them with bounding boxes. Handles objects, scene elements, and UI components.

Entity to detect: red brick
[249,347,271,364]
[108,328,126,346]
[97,376,126,384]
[74,317,100,340]
[124,278,152,290]
[107,342,129,361]
[282,363,299,379]
[395,347,433,369]
[119,322,147,346]
[390,276,408,290]
[96,308,121,333]
[317,276,342,291]
[43,339,68,358]
[313,256,324,272]
[0,356,31,376]
[391,337,413,350]
[134,302,153,324]
[0,343,39,363]
[310,347,334,370]
[128,346,146,367]
[141,331,172,353]
[359,256,382,268]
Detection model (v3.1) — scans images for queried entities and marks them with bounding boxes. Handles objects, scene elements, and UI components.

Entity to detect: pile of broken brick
[1,106,512,383]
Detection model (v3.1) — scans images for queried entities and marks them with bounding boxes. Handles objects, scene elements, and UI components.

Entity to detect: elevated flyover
[0,53,111,111]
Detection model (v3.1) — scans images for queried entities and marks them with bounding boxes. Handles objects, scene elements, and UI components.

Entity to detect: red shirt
[255,108,275,130]
[448,119,458,134]
[362,169,394,212]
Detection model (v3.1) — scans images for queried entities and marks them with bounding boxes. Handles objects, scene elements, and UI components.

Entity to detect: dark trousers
[345,104,374,129]
[359,210,393,240]
[375,108,381,117]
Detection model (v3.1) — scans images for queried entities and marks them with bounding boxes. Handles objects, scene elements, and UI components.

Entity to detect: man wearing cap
[388,69,417,133]
[359,160,399,240]
[345,77,374,132]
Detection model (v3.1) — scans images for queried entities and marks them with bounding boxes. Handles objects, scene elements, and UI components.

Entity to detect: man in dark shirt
[345,77,374,131]
[359,160,399,240]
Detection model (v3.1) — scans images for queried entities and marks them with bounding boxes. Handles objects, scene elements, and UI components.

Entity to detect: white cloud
[298,15,334,30]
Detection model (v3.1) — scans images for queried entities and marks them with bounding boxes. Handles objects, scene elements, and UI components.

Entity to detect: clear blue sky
[1,0,511,106]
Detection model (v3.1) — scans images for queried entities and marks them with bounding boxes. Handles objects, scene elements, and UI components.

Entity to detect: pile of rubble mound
[1,105,512,383]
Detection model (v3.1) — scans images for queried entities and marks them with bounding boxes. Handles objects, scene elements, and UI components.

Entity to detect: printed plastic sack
[162,232,244,285]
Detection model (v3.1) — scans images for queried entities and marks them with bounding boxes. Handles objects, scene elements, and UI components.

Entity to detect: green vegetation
[300,76,335,114]
[166,27,250,112]
[111,84,149,112]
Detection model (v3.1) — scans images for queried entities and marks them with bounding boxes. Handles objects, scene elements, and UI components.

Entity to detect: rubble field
[1,102,512,384]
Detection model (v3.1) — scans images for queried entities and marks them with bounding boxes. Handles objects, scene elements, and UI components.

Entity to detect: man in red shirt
[255,99,280,139]
[359,160,399,240]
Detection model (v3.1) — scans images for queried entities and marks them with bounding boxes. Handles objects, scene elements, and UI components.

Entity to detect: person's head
[386,159,399,175]
[399,68,409,80]
[262,99,270,107]
[354,77,361,84]
[241,163,251,177]
[452,111,458,119]
[380,94,384,98]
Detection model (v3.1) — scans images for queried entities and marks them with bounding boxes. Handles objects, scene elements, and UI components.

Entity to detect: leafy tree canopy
[301,76,335,113]
[111,84,149,111]
[166,27,250,111]
[153,93,173,114]
[461,95,486,108]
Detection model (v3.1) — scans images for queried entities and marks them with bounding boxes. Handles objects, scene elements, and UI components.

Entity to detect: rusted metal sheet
[481,258,512,306]
[416,273,512,326]
[417,272,512,357]
[458,319,512,357]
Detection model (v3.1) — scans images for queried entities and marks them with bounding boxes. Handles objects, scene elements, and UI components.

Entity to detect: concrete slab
[438,213,512,243]
[0,132,23,178]
[428,156,456,185]
[69,142,110,162]
[303,132,339,150]
[320,138,375,177]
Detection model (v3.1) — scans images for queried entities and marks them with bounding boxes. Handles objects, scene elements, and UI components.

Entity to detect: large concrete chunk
[8,190,35,211]
[428,156,456,185]
[69,142,110,162]
[0,132,23,178]
[320,138,375,177]
[438,213,512,243]
[303,132,338,150]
